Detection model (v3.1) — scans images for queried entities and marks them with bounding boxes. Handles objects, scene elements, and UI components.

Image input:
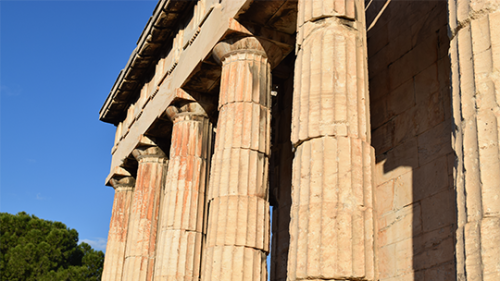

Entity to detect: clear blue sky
[1,0,159,251]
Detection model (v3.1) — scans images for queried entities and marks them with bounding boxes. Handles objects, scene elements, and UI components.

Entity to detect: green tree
[0,212,104,281]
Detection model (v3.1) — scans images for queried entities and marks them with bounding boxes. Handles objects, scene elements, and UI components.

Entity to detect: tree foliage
[0,212,104,281]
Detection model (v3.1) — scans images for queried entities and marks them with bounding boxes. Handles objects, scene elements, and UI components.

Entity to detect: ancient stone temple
[99,0,500,280]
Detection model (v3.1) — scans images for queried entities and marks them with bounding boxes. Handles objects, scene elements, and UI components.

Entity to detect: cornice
[99,0,195,124]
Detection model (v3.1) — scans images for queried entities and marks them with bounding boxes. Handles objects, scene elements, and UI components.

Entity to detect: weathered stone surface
[288,1,375,279]
[102,173,135,281]
[201,37,273,281]
[449,1,500,279]
[201,245,267,281]
[122,144,167,281]
[98,0,500,280]
[291,22,368,144]
[288,137,374,280]
[297,0,355,26]
[368,1,456,280]
[154,101,212,281]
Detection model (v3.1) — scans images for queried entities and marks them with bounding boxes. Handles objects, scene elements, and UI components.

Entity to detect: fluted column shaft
[448,1,500,280]
[154,102,212,281]
[122,147,167,281]
[288,0,375,280]
[102,176,135,281]
[201,37,272,281]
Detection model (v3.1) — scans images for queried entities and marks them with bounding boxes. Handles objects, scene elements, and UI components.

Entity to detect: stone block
[386,4,411,39]
[407,1,438,29]
[369,69,389,104]
[414,225,455,256]
[367,22,388,58]
[206,196,269,252]
[154,230,202,281]
[386,31,412,65]
[392,107,418,147]
[424,261,456,281]
[417,121,453,166]
[216,102,270,154]
[218,53,270,108]
[381,271,424,281]
[413,156,449,202]
[388,51,413,91]
[410,2,447,47]
[421,190,456,233]
[371,98,390,131]
[413,236,454,271]
[369,46,388,78]
[372,121,393,155]
[297,0,355,26]
[292,24,366,144]
[387,79,415,118]
[395,238,414,276]
[208,148,269,199]
[161,187,204,231]
[393,171,413,210]
[377,243,396,279]
[375,180,394,216]
[410,35,438,77]
[481,217,500,280]
[414,63,439,103]
[383,204,422,245]
[202,245,267,281]
[288,136,372,280]
[122,256,150,281]
[375,138,419,186]
[414,91,445,135]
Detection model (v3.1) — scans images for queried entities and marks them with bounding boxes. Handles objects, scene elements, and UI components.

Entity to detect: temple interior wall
[367,1,456,280]
[269,56,294,281]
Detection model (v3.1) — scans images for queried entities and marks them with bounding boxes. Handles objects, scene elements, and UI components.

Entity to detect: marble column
[201,37,279,281]
[122,138,168,281]
[448,1,500,280]
[153,101,212,281]
[288,0,375,280]
[102,169,135,281]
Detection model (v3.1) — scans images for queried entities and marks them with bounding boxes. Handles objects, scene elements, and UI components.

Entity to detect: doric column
[122,138,168,281]
[201,37,278,281]
[288,0,375,280]
[153,101,212,281]
[448,1,500,280]
[102,169,135,281]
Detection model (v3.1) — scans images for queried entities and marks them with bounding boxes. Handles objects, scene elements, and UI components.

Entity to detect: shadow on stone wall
[367,1,457,280]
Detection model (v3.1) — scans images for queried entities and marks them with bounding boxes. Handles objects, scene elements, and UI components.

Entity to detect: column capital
[165,101,210,123]
[132,135,167,162]
[212,36,282,67]
[109,167,136,190]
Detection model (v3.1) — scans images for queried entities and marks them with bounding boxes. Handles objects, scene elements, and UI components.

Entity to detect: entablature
[102,0,298,185]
